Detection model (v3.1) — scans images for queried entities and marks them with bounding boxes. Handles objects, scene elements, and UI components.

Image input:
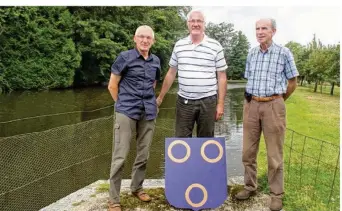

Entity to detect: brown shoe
[235,189,255,200]
[132,190,151,202]
[270,197,283,211]
[108,201,121,211]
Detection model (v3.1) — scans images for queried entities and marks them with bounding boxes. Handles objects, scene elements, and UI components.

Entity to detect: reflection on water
[0,83,246,210]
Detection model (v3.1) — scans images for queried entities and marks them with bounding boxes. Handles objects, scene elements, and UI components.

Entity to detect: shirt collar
[258,41,275,53]
[186,34,209,45]
[133,48,153,61]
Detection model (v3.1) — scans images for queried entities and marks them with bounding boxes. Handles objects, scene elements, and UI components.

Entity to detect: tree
[205,22,250,79]
[229,31,250,79]
[285,41,306,85]
[325,44,340,95]
[0,7,81,91]
[299,34,339,94]
[0,6,189,92]
[306,47,330,92]
[69,6,188,86]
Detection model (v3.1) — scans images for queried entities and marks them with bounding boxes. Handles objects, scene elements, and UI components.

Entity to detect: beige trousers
[242,97,286,198]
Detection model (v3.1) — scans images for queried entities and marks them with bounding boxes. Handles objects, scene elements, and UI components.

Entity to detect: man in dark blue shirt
[107,25,161,211]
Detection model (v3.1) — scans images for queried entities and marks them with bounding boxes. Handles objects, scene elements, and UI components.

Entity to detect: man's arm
[108,73,122,102]
[216,71,227,120]
[156,67,177,106]
[283,77,297,101]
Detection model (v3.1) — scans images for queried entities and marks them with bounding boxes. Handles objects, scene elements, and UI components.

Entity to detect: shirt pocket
[147,64,159,81]
[269,58,285,78]
[114,123,120,144]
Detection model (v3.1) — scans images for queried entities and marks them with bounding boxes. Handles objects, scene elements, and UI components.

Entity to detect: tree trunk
[314,81,318,92]
[320,81,323,93]
[300,77,304,86]
[330,82,335,95]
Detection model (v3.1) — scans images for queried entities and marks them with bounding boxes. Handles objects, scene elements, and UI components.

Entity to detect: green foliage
[285,34,340,94]
[69,6,188,85]
[0,6,188,91]
[205,22,250,79]
[229,31,250,79]
[0,7,81,91]
[1,7,338,92]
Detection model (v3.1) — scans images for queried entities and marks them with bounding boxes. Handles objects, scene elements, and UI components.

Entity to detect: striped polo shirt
[169,35,228,100]
[244,42,299,97]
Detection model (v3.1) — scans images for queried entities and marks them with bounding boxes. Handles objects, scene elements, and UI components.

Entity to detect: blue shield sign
[165,137,227,211]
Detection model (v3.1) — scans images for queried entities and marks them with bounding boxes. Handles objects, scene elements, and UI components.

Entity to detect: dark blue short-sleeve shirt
[111,48,161,120]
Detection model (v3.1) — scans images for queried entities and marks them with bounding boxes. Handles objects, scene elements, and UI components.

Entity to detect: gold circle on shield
[185,183,208,207]
[200,140,223,163]
[167,140,191,163]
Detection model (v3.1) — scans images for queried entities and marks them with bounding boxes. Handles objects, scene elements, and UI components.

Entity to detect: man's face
[187,12,205,36]
[134,28,154,53]
[255,19,276,45]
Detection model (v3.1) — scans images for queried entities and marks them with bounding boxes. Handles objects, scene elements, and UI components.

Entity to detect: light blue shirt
[244,42,299,97]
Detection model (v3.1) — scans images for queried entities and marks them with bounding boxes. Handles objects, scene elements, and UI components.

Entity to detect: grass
[72,200,85,206]
[256,85,340,211]
[96,184,269,211]
[96,183,110,193]
[227,79,247,83]
[286,86,339,143]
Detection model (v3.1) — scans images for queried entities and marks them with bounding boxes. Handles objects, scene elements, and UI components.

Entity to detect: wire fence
[0,106,340,210]
[284,128,340,210]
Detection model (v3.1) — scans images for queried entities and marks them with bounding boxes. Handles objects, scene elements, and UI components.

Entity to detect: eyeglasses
[188,19,205,24]
[136,35,153,40]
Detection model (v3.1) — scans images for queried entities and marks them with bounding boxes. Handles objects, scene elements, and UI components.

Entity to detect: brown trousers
[242,97,286,198]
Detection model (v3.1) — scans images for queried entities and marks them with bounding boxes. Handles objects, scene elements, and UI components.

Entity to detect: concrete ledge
[41,177,276,211]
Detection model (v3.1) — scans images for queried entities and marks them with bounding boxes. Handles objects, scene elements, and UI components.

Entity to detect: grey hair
[257,18,277,29]
[135,25,155,39]
[186,9,206,23]
[270,18,277,29]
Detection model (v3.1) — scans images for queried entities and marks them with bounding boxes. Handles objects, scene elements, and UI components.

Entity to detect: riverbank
[41,177,273,211]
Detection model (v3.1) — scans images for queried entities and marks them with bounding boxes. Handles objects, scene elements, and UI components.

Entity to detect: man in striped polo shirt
[235,18,299,211]
[156,9,228,138]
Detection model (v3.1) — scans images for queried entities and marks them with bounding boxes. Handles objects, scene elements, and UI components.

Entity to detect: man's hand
[108,73,121,102]
[157,67,177,107]
[156,97,163,107]
[216,103,224,121]
[283,77,297,101]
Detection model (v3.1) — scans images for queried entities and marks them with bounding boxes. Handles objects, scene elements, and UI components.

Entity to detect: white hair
[186,9,206,23]
[135,25,155,38]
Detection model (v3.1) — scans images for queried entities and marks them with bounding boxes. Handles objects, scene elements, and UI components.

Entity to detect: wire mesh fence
[0,115,113,211]
[0,106,340,210]
[284,129,340,210]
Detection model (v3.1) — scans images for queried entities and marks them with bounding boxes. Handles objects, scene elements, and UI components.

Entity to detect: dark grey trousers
[175,94,217,137]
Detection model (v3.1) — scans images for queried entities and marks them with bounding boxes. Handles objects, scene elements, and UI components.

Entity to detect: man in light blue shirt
[235,18,299,211]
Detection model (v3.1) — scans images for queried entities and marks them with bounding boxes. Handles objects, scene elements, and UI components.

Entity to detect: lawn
[257,85,340,211]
